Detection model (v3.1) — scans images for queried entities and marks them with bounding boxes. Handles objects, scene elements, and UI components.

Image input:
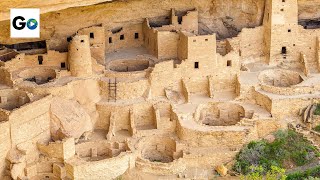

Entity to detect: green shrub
[286,166,320,180]
[314,104,320,115]
[314,125,320,133]
[234,130,319,175]
[239,165,286,180]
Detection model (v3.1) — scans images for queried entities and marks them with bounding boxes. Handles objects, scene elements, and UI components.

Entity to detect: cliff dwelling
[0,0,320,179]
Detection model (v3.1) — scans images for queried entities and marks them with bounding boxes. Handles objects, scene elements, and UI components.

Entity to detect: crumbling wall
[177,119,248,149]
[96,103,131,130]
[171,9,198,34]
[9,95,52,165]
[271,97,314,120]
[143,19,158,57]
[150,61,181,97]
[37,138,75,160]
[4,51,67,72]
[0,67,13,86]
[65,153,133,180]
[254,90,272,113]
[133,102,156,130]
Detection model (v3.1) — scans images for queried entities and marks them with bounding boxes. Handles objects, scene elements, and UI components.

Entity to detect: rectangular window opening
[227,60,232,67]
[282,47,287,54]
[61,62,66,69]
[120,34,124,40]
[90,32,94,39]
[109,37,113,43]
[38,56,43,65]
[194,62,199,69]
[135,33,139,39]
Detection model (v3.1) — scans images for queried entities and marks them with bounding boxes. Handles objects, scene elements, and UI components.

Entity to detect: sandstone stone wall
[65,153,133,180]
[68,35,93,77]
[77,26,106,64]
[3,51,67,72]
[0,121,11,179]
[106,24,144,54]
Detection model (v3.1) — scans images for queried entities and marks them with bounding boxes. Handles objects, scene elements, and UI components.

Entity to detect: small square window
[109,37,113,43]
[227,60,232,67]
[90,32,94,39]
[282,0,285,2]
[288,29,291,32]
[194,62,199,69]
[193,39,196,42]
[61,62,66,69]
[205,39,208,41]
[135,33,139,39]
[280,8,284,11]
[120,34,124,40]
[81,40,84,43]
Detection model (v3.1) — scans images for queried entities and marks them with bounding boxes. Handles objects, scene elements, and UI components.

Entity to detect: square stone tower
[263,0,299,65]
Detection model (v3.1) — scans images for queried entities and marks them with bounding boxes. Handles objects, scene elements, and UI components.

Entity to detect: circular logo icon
[26,18,38,30]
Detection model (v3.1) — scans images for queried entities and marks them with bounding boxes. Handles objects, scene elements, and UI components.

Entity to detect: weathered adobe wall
[3,51,67,72]
[96,103,131,130]
[99,78,149,100]
[143,20,158,57]
[171,9,198,34]
[260,84,318,96]
[149,61,182,97]
[176,119,249,149]
[213,51,240,92]
[68,35,93,77]
[65,152,133,180]
[238,26,265,58]
[0,121,11,179]
[271,97,315,120]
[106,24,144,54]
[133,103,156,129]
[0,67,13,86]
[264,0,320,66]
[0,89,30,111]
[9,95,52,163]
[37,138,75,161]
[254,90,272,113]
[77,26,106,64]
[157,31,180,59]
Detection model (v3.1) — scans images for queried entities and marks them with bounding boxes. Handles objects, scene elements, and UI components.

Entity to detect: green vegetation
[314,104,320,116]
[233,130,319,175]
[286,166,320,180]
[240,165,287,180]
[314,125,320,133]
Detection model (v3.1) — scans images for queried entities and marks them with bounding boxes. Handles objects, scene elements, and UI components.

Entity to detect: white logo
[10,8,40,38]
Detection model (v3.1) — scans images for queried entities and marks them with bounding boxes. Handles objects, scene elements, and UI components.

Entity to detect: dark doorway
[109,37,113,44]
[135,33,139,39]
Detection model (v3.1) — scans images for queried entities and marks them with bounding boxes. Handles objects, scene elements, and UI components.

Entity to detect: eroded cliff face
[0,0,319,44]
